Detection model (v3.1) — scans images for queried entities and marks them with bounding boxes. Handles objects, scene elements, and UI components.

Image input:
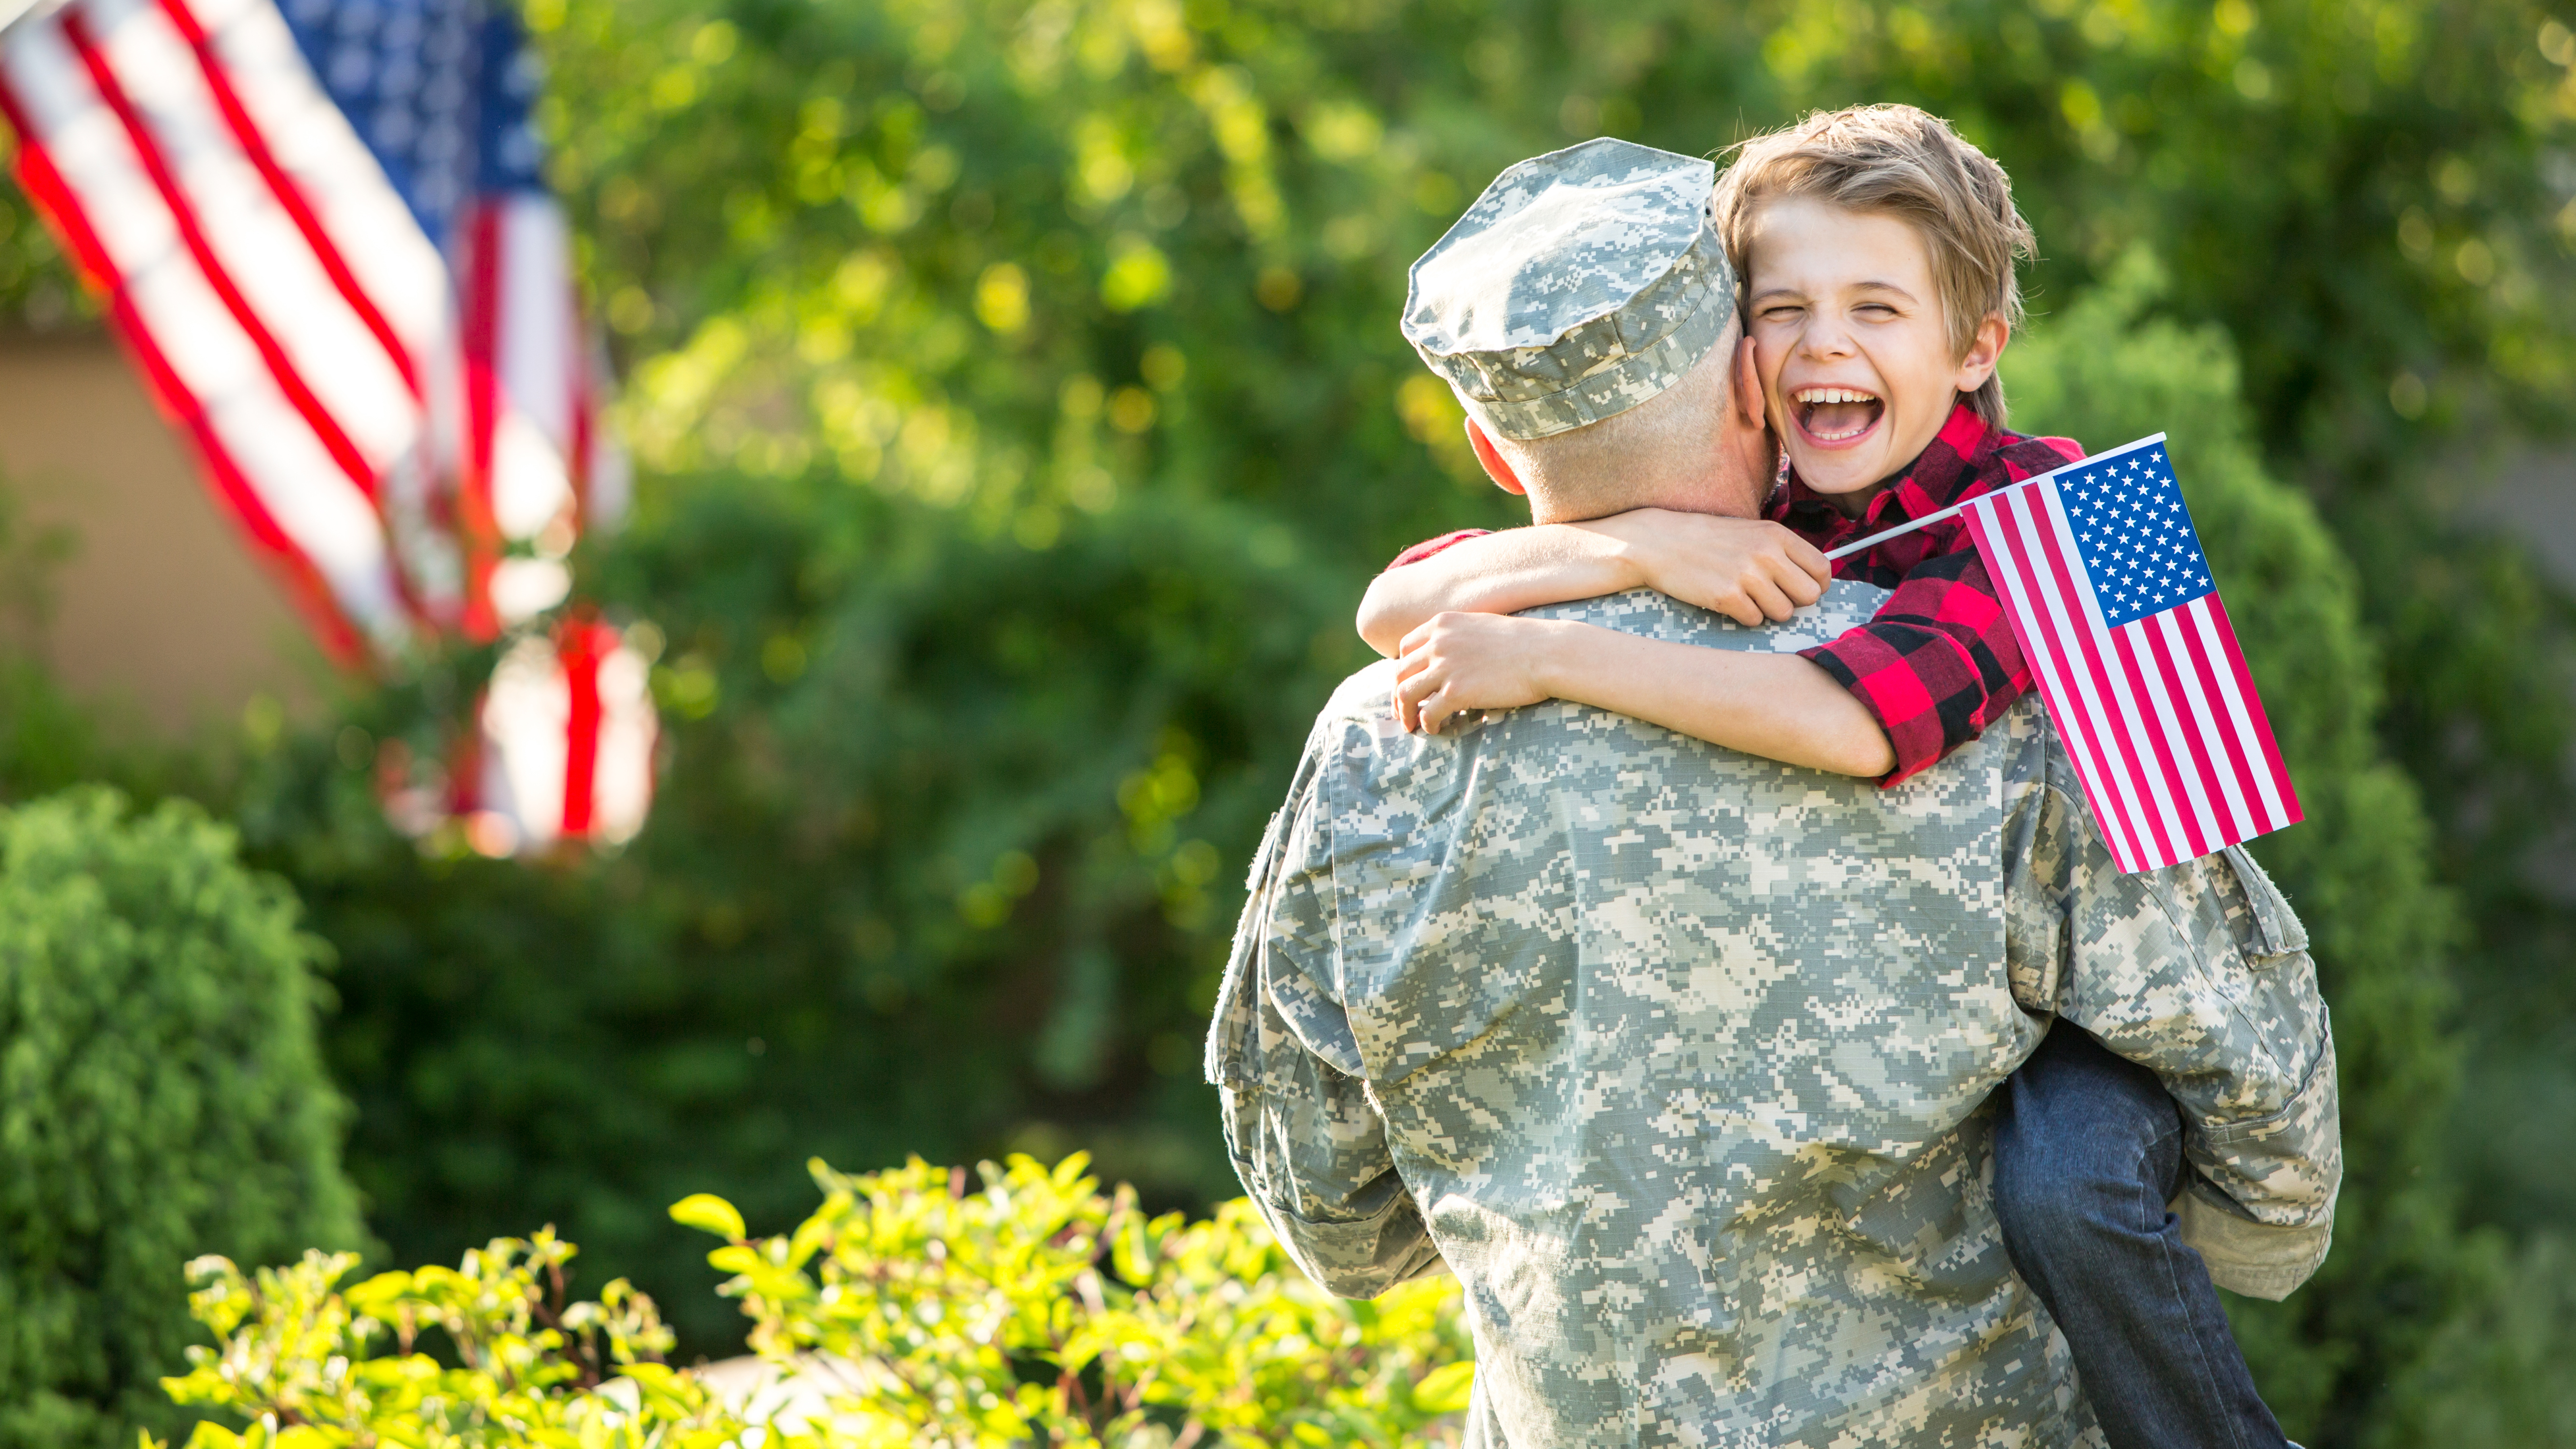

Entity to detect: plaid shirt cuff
[1802,623,2004,787]
[1385,529,1492,571]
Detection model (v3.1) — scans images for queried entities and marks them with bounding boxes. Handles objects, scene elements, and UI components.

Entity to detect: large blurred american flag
[0,0,650,853]
[0,0,624,659]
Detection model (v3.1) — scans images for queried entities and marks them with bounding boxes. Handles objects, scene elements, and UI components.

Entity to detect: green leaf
[668,1193,747,1241]
[1112,1214,1154,1287]
[1410,1360,1475,1415]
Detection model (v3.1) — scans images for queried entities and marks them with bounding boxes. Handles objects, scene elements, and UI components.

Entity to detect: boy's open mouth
[1791,386,1885,445]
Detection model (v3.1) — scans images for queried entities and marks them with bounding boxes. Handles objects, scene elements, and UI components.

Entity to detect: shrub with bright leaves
[152,1231,732,1449]
[149,1157,1470,1449]
[0,787,361,1448]
[679,1153,1473,1447]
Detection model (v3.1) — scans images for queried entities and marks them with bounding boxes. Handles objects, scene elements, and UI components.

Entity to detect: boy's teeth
[1796,386,1884,442]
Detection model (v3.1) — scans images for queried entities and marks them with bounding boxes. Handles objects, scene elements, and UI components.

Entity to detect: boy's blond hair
[1711,104,2034,428]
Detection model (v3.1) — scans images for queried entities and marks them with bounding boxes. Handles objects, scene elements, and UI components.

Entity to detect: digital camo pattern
[2002,807,2340,1298]
[1402,139,1736,442]
[1210,583,2341,1448]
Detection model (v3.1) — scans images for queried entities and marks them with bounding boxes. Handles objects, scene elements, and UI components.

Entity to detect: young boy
[1368,107,2295,1449]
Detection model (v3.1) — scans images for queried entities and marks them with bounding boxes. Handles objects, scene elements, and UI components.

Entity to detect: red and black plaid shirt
[1770,404,2081,785]
[1385,404,2082,787]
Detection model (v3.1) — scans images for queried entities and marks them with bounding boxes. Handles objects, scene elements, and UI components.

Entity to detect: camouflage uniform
[1206,585,2340,1448]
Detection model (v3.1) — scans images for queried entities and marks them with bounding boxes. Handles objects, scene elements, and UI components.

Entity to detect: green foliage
[687,1153,1471,1446]
[2376,1232,2576,1448]
[0,788,363,1448]
[160,1158,1469,1449]
[227,498,1355,1353]
[0,129,92,331]
[158,1237,730,1449]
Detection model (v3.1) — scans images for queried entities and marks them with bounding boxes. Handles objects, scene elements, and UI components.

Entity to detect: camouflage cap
[1402,138,1734,442]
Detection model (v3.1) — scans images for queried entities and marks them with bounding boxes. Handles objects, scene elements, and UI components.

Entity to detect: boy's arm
[1393,614,1895,777]
[1358,511,1832,658]
[1798,547,2029,786]
[1358,525,1642,657]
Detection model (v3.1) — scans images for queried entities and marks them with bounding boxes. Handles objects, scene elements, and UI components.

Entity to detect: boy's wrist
[1525,619,1595,699]
[1572,511,1665,592]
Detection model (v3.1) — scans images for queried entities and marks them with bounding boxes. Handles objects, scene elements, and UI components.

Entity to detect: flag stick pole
[1817,432,2167,563]
[1821,500,1979,562]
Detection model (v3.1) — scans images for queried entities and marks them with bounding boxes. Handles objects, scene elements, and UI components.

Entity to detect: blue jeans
[1993,1022,2290,1449]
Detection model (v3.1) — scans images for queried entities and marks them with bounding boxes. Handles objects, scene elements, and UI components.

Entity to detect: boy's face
[1742,196,2004,507]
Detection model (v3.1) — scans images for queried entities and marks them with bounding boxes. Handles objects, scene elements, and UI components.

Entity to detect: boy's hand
[1392,613,1568,734]
[1589,510,1831,625]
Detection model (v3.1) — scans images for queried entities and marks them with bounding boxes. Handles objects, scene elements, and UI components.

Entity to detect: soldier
[1207,140,2339,1447]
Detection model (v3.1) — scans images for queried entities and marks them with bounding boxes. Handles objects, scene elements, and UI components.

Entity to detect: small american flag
[1959,435,2300,873]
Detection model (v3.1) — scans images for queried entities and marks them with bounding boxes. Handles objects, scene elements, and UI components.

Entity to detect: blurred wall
[0,331,316,731]
[2491,452,2576,586]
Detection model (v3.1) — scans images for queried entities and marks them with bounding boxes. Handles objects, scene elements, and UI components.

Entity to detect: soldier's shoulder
[1320,658,1405,730]
[1517,582,1892,653]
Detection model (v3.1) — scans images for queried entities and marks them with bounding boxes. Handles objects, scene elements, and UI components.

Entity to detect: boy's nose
[1797,318,1856,359]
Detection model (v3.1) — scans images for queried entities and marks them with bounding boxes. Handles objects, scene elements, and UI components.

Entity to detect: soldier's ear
[1731,332,1765,430]
[1465,418,1527,496]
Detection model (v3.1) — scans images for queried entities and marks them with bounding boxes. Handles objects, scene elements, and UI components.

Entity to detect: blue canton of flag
[276,0,546,243]
[2054,442,2216,629]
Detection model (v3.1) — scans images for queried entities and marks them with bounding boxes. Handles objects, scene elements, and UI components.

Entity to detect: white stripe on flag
[498,194,574,444]
[485,195,579,543]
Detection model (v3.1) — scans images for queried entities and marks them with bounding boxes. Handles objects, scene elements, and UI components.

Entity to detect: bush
[162,1154,1471,1449]
[0,788,362,1448]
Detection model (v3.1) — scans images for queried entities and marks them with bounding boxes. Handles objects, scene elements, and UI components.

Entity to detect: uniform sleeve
[1207,740,1446,1298]
[2002,723,2342,1299]
[1800,542,2034,787]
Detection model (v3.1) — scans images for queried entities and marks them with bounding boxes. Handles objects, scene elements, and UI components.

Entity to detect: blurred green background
[5,0,2576,1443]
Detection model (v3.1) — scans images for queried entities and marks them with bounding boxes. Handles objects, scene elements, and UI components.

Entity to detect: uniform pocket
[2217,844,2307,964]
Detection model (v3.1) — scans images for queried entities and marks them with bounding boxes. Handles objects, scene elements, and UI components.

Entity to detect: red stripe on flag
[568,331,595,523]
[458,200,505,641]
[560,620,602,839]
[58,9,384,505]
[1968,488,2146,871]
[0,77,367,665]
[154,0,420,399]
